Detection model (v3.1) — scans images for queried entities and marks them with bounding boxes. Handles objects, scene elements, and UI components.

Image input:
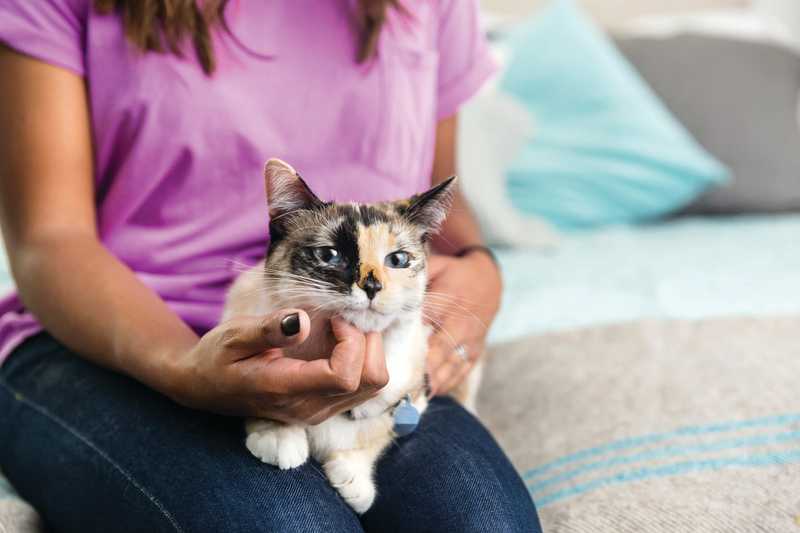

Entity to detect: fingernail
[280,313,300,336]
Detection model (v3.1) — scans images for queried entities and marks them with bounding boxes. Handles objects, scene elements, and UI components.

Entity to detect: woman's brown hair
[94,0,403,75]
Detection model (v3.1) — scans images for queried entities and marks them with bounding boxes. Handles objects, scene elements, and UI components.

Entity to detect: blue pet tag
[393,395,420,437]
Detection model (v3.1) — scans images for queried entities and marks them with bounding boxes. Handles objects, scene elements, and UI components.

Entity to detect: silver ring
[453,344,469,362]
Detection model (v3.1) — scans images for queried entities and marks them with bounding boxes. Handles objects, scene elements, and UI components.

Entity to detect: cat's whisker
[253,279,336,291]
[421,306,477,323]
[424,291,478,306]
[265,286,335,294]
[225,259,263,274]
[262,281,336,293]
[423,293,488,329]
[257,286,335,297]
[235,287,336,300]
[262,272,336,286]
[270,293,338,305]
[420,311,460,352]
[422,299,477,315]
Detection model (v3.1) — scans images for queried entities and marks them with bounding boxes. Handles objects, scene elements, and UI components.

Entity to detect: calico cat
[222,159,467,513]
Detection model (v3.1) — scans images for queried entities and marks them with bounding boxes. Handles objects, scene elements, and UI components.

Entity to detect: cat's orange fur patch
[356,223,395,288]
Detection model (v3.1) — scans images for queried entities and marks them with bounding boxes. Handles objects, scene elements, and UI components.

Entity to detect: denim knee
[413,443,540,533]
[363,398,542,533]
[163,463,363,533]
[157,463,363,533]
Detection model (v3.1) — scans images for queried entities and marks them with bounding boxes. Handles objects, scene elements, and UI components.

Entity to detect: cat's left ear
[402,176,457,236]
[264,158,323,220]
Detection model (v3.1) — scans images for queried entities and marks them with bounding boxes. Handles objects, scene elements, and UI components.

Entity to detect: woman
[0,1,542,531]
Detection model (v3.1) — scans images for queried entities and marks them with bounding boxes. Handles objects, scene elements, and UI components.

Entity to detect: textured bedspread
[479,315,800,532]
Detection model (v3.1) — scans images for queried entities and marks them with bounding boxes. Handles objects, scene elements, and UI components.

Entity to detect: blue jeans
[0,333,542,532]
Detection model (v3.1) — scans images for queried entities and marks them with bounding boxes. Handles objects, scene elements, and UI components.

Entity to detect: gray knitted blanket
[479,315,800,532]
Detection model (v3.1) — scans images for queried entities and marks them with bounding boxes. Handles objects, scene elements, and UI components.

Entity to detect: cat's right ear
[265,158,323,220]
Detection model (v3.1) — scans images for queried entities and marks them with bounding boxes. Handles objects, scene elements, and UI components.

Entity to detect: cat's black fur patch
[267,199,331,252]
[358,204,390,226]
[404,176,456,236]
[267,222,287,253]
[282,206,362,294]
[330,214,360,291]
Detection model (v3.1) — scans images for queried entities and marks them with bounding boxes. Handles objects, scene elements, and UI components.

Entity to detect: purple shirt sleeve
[0,0,87,76]
[435,0,497,120]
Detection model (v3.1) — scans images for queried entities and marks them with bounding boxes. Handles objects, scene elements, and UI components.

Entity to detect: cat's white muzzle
[339,306,397,333]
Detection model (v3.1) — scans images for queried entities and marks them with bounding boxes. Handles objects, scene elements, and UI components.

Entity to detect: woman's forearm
[430,191,485,255]
[0,49,197,395]
[10,232,199,393]
[429,114,485,255]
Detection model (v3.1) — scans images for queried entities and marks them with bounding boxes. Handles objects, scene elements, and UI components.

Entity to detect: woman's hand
[164,310,389,424]
[425,251,502,395]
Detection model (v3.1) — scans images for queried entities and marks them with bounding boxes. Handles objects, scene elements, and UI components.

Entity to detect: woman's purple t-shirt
[0,0,494,363]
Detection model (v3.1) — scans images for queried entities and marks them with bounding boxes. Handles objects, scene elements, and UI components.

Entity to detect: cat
[222,158,480,514]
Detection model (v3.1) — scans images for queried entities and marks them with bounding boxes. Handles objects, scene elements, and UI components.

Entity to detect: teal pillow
[500,0,729,229]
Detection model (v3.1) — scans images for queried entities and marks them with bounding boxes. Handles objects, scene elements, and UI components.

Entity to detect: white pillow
[457,44,559,248]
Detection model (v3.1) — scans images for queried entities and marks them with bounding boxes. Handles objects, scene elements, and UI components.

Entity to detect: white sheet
[489,214,800,344]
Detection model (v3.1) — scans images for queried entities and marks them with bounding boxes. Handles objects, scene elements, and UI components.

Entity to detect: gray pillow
[615,34,800,214]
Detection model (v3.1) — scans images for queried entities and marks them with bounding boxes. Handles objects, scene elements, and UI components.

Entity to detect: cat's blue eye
[313,247,344,267]
[385,251,410,269]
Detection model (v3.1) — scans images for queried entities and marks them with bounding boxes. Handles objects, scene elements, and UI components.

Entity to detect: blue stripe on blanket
[522,413,800,507]
[535,448,800,507]
[523,413,800,480]
[529,428,800,494]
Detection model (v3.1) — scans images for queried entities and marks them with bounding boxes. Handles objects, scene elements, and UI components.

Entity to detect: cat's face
[262,159,455,332]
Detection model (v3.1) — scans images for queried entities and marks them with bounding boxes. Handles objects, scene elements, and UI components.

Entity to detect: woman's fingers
[318,327,389,399]
[360,330,389,391]
[440,341,483,394]
[426,310,474,394]
[238,322,365,397]
[326,319,389,393]
[324,317,369,393]
[241,318,388,419]
[230,315,391,423]
[294,329,387,422]
[217,309,310,357]
[251,330,387,424]
[430,348,469,395]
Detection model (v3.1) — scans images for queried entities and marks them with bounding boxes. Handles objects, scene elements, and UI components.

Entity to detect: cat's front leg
[323,441,387,514]
[245,418,309,470]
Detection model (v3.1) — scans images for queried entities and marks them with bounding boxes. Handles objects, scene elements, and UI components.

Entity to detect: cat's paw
[324,458,376,514]
[245,421,309,470]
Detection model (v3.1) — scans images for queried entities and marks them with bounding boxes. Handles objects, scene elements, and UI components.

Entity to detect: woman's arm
[428,115,485,254]
[425,115,503,394]
[0,47,387,422]
[0,46,195,385]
